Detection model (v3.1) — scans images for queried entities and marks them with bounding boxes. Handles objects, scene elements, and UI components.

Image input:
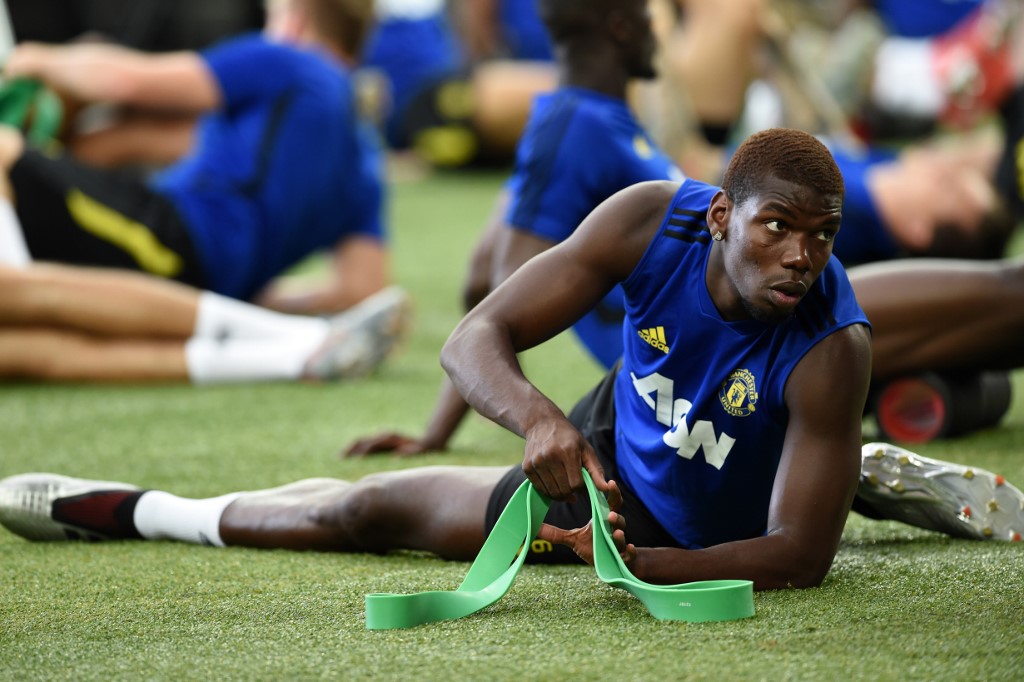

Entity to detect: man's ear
[707,190,730,237]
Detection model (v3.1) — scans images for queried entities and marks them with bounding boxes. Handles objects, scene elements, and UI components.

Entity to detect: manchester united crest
[719,369,758,417]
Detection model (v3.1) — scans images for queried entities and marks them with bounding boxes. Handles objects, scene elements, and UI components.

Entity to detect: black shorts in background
[11,148,206,287]
[484,362,680,564]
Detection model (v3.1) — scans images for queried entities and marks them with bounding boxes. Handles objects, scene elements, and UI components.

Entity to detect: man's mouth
[768,281,807,307]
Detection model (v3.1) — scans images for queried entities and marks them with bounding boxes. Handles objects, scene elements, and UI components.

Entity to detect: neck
[556,47,630,99]
[266,24,353,67]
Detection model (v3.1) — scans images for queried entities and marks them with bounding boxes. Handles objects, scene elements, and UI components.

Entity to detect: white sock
[0,198,30,267]
[871,38,944,117]
[133,490,242,547]
[184,335,327,384]
[193,291,330,339]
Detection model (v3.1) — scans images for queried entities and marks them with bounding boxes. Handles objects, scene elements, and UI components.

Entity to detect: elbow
[759,558,833,591]
[783,560,832,590]
[439,338,456,377]
[760,533,837,591]
[439,322,468,378]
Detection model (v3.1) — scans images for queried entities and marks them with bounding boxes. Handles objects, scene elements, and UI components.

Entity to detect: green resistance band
[365,471,754,629]
[0,78,63,144]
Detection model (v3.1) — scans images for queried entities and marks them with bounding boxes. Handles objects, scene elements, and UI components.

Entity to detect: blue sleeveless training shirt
[614,179,869,549]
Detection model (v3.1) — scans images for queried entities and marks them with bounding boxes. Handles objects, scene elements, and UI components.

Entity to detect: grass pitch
[1,167,1023,681]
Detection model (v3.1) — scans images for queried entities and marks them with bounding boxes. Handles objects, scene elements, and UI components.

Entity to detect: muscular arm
[627,323,873,589]
[69,114,197,168]
[345,192,560,456]
[442,181,675,499]
[5,42,220,114]
[255,237,389,316]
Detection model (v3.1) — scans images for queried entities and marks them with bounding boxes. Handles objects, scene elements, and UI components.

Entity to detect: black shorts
[397,71,497,168]
[11,148,206,287]
[484,363,679,564]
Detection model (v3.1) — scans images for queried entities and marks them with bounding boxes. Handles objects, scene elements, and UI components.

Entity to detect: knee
[312,474,395,551]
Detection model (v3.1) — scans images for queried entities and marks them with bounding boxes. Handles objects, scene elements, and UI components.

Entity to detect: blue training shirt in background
[152,34,385,300]
[505,87,684,369]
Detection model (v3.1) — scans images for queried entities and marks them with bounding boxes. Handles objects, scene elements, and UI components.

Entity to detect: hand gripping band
[365,471,754,629]
[0,79,63,144]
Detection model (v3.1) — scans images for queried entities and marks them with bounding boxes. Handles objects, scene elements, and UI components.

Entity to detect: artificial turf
[1,167,1022,681]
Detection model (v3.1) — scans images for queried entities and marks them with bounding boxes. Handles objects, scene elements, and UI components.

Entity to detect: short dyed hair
[722,128,845,206]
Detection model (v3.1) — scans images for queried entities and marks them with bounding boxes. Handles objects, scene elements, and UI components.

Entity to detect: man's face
[709,175,843,325]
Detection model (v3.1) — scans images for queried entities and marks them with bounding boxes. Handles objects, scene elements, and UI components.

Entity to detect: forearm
[69,115,196,167]
[631,532,834,591]
[256,274,382,316]
[441,317,566,439]
[259,238,389,316]
[8,43,150,105]
[256,286,359,316]
[6,43,216,113]
[419,377,474,450]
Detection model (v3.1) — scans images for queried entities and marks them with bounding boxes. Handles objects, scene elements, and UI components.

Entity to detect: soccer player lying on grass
[2,129,1021,594]
[346,0,1017,459]
[0,264,411,383]
[0,0,388,318]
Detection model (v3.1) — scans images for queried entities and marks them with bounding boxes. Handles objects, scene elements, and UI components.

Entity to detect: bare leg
[637,0,762,180]
[0,263,197,337]
[853,258,1024,380]
[220,466,510,560]
[0,328,187,381]
[662,0,762,128]
[471,61,556,159]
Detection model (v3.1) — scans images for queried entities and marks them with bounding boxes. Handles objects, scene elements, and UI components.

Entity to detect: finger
[581,446,610,493]
[606,480,624,512]
[548,469,578,504]
[563,454,585,500]
[537,523,570,546]
[339,441,368,458]
[395,440,431,457]
[527,466,565,502]
[341,434,397,457]
[622,543,637,566]
[525,460,577,503]
[608,510,627,534]
[611,528,630,554]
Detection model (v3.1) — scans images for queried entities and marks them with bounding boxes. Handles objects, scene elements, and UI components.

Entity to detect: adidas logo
[638,326,669,353]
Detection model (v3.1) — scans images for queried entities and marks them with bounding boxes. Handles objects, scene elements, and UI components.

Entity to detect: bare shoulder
[593,180,681,228]
[787,322,872,415]
[563,180,682,280]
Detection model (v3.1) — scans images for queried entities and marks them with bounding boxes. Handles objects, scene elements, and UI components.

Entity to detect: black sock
[51,490,145,540]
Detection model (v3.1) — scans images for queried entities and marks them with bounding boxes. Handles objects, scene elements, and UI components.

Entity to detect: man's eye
[816,230,836,243]
[764,220,782,232]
